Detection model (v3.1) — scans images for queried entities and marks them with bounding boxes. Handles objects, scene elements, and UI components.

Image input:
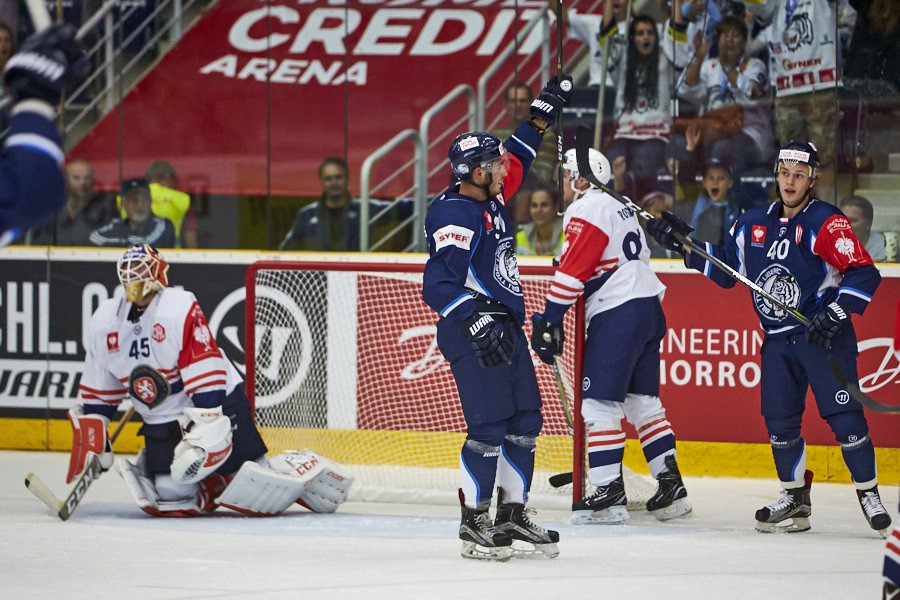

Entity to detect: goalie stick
[25,407,135,520]
[826,356,900,414]
[573,126,812,329]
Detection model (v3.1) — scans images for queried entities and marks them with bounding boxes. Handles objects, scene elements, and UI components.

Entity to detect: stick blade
[549,472,573,488]
[25,473,65,517]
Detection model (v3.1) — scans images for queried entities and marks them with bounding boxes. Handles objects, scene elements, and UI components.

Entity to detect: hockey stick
[826,356,900,414]
[25,407,135,520]
[555,0,565,215]
[573,126,812,328]
[24,0,52,32]
[548,357,577,488]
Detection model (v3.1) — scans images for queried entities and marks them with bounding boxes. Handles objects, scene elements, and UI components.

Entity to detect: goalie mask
[117,244,169,304]
[563,147,611,201]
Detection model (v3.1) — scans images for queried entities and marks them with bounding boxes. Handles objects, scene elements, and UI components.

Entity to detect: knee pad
[623,393,665,429]
[826,410,870,449]
[764,414,802,444]
[464,421,507,447]
[582,397,626,430]
[504,434,537,450]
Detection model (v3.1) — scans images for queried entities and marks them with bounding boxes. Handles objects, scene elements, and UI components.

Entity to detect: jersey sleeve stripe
[182,370,227,387]
[440,293,472,317]
[837,287,873,303]
[5,132,65,165]
[508,134,537,159]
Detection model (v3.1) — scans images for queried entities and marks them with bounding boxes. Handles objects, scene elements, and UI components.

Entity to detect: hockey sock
[496,434,537,504]
[841,435,877,487]
[770,437,807,486]
[460,439,501,508]
[587,425,626,486]
[636,416,676,478]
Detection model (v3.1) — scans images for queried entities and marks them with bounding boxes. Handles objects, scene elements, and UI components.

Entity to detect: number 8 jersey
[79,288,241,424]
[543,188,665,323]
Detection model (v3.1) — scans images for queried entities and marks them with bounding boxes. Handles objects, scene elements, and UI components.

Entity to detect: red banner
[70,0,558,196]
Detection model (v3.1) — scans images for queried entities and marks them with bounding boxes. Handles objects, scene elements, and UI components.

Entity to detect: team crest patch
[795,225,803,244]
[106,332,119,353]
[128,364,171,409]
[753,264,800,322]
[152,323,166,343]
[833,232,858,259]
[194,324,214,351]
[751,225,766,247]
[493,238,522,295]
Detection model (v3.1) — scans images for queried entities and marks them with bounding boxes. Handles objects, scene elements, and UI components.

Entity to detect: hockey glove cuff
[805,301,849,350]
[647,210,694,255]
[461,312,514,368]
[3,24,89,105]
[530,75,574,129]
[530,313,564,366]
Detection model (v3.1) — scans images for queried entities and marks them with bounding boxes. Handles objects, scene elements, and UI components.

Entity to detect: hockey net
[245,259,654,509]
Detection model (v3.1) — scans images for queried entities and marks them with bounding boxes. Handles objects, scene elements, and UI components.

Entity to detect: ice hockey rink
[2,451,891,599]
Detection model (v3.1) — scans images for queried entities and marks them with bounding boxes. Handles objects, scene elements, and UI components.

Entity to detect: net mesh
[248,261,652,508]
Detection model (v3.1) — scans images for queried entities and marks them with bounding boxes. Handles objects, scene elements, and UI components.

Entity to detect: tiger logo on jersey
[493,238,522,295]
[753,264,800,322]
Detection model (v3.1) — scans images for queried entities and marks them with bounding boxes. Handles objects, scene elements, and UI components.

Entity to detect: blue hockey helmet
[774,140,820,178]
[448,132,507,181]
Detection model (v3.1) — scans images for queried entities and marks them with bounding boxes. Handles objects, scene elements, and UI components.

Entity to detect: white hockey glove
[66,405,113,483]
[170,406,233,484]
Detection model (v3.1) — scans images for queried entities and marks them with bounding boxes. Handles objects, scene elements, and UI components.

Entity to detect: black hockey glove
[3,24,89,105]
[805,301,850,350]
[530,313,564,366]
[646,210,694,255]
[461,312,514,368]
[530,75,573,129]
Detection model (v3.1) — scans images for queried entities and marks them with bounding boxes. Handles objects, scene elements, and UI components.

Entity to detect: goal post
[245,259,600,508]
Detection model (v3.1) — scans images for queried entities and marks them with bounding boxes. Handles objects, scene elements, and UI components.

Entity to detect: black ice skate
[495,490,560,559]
[755,470,813,533]
[646,454,692,521]
[857,485,892,538]
[572,475,629,524]
[458,490,512,561]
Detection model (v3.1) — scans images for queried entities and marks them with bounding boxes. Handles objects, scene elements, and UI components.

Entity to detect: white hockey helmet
[117,244,169,304]
[563,147,612,188]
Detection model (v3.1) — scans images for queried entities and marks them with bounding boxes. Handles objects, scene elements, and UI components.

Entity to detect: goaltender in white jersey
[69,244,353,517]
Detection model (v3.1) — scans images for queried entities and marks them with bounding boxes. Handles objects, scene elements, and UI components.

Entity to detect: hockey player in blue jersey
[422,75,572,561]
[647,140,892,537]
[0,24,87,247]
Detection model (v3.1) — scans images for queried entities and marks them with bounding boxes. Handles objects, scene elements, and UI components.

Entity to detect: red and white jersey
[79,288,240,424]
[546,189,665,320]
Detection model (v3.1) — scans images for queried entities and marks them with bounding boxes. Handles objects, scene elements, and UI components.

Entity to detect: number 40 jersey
[543,188,665,324]
[79,288,240,424]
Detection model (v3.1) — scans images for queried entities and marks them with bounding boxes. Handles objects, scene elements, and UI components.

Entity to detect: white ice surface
[2,450,892,599]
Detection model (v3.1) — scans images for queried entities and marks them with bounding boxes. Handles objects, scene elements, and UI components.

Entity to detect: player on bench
[68,244,353,517]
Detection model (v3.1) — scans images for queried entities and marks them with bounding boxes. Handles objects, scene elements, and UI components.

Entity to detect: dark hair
[715,15,748,41]
[318,157,348,179]
[623,15,660,112]
[505,81,533,102]
[839,196,874,223]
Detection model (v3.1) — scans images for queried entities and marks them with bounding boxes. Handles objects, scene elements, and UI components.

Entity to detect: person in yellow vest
[515,185,565,257]
[117,160,197,248]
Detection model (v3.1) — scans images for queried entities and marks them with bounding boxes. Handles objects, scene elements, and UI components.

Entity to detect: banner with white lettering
[69,0,554,196]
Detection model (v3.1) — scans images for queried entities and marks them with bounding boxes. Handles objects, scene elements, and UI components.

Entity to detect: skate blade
[755,517,810,533]
[650,498,692,522]
[460,541,513,562]
[510,540,560,559]
[572,505,630,525]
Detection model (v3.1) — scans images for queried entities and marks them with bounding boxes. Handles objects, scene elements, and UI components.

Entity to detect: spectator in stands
[606,15,678,201]
[493,81,559,226]
[31,158,114,246]
[279,157,413,252]
[516,185,565,257]
[145,160,199,248]
[747,0,842,199]
[687,159,740,246]
[839,196,887,262]
[639,191,680,258]
[677,15,773,178]
[0,21,15,129]
[91,178,176,248]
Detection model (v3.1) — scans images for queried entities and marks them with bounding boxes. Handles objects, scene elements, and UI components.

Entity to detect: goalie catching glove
[529,75,573,130]
[66,405,114,483]
[805,301,850,350]
[646,211,694,255]
[461,312,514,368]
[170,406,234,484]
[530,313,564,365]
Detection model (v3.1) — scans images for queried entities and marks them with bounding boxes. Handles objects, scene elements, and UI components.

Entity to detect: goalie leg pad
[290,452,354,513]
[217,454,325,516]
[117,451,208,517]
[67,407,112,483]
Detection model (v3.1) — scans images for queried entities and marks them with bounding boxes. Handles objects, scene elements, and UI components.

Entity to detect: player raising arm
[0,24,88,247]
[530,147,691,525]
[647,141,892,536]
[70,245,352,517]
[422,76,572,561]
